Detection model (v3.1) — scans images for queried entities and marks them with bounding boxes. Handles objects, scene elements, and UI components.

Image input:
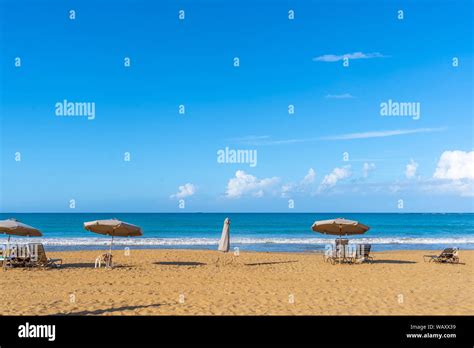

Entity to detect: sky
[0,0,473,213]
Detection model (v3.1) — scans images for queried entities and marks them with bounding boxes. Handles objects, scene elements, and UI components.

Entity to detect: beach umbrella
[0,219,42,269]
[312,218,370,261]
[311,218,370,237]
[217,217,230,252]
[83,219,142,261]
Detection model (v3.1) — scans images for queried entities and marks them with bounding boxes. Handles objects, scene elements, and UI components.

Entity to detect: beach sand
[0,249,472,315]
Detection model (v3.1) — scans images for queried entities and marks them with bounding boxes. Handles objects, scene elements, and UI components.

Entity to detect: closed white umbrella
[0,219,42,269]
[217,218,230,252]
[83,219,142,266]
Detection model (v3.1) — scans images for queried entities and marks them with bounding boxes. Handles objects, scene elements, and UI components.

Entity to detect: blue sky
[0,0,473,212]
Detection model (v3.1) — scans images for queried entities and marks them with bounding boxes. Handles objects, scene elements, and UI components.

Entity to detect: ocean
[1,213,473,253]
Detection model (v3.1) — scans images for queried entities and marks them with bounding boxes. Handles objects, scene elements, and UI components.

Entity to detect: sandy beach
[0,249,472,315]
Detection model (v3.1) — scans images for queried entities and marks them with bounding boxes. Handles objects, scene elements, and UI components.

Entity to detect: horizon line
[1,212,472,214]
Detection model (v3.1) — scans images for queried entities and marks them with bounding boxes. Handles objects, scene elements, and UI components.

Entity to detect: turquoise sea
[0,213,473,252]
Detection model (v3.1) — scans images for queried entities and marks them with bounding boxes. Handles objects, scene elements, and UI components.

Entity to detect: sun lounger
[0,249,12,268]
[26,243,62,268]
[336,238,349,262]
[323,246,336,264]
[16,245,31,266]
[324,239,351,264]
[352,244,373,264]
[1,244,28,268]
[0,246,9,267]
[423,247,459,264]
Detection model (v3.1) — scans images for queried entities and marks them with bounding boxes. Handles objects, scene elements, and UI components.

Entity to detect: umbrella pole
[339,225,344,262]
[108,235,114,268]
[109,235,114,255]
[3,235,11,270]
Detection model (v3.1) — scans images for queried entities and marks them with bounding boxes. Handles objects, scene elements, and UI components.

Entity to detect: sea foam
[6,236,474,246]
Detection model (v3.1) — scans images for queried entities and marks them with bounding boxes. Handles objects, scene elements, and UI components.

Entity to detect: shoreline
[4,243,474,254]
[1,249,472,315]
[24,247,474,256]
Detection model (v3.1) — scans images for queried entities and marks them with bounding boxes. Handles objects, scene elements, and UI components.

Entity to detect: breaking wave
[12,236,474,246]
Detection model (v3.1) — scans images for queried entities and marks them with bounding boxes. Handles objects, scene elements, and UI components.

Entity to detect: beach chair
[1,245,27,268]
[423,248,459,264]
[335,238,349,263]
[352,244,373,264]
[26,243,62,268]
[324,249,341,265]
[95,253,113,268]
[324,239,349,264]
[16,244,31,266]
[323,244,334,263]
[0,246,11,268]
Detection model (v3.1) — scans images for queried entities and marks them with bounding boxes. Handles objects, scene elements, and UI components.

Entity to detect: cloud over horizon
[433,151,474,180]
[362,162,376,178]
[281,168,317,197]
[170,183,197,199]
[225,170,280,199]
[318,166,352,192]
[405,159,419,179]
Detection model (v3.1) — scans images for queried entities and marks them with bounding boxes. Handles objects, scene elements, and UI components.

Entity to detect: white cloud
[433,151,474,180]
[429,151,474,197]
[325,93,355,99]
[319,166,351,192]
[313,52,387,62]
[236,128,446,146]
[273,151,473,198]
[385,151,474,197]
[362,162,376,178]
[405,159,419,179]
[321,127,445,140]
[170,183,196,199]
[389,184,401,193]
[302,168,316,185]
[281,168,318,197]
[225,170,280,199]
[281,184,292,197]
[281,168,317,197]
[421,179,474,197]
